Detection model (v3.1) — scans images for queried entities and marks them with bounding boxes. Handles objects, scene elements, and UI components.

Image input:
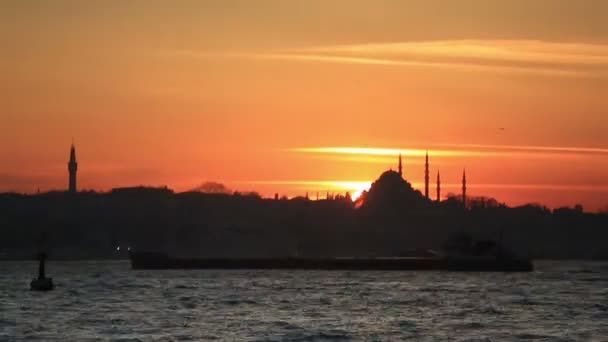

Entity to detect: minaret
[398,153,403,178]
[424,151,430,199]
[462,169,467,209]
[68,143,78,193]
[436,171,441,202]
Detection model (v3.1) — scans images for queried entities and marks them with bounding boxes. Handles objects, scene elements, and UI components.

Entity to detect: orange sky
[1,0,608,211]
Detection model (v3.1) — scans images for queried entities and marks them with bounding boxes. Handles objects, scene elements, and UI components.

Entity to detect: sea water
[1,260,607,341]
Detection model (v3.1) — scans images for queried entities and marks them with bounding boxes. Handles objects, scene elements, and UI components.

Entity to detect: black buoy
[30,252,54,291]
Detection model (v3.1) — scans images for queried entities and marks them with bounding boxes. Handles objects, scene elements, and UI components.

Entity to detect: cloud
[288,40,608,77]
[434,143,608,155]
[294,147,469,157]
[168,40,608,78]
[300,40,608,65]
[292,144,608,161]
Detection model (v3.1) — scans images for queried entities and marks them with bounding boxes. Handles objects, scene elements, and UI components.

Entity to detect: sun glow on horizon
[330,181,371,201]
[235,180,371,201]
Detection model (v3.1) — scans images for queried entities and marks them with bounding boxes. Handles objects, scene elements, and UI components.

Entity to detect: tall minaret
[398,153,403,178]
[68,143,78,193]
[424,151,430,199]
[436,171,441,202]
[462,169,467,209]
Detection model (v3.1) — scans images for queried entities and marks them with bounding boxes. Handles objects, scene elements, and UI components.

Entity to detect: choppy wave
[1,260,607,341]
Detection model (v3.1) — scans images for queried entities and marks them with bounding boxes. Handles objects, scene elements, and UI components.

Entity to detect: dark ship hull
[129,252,533,272]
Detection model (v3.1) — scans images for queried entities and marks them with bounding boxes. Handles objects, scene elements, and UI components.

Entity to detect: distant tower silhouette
[424,151,430,199]
[398,153,403,178]
[436,171,441,202]
[68,143,78,193]
[462,169,467,209]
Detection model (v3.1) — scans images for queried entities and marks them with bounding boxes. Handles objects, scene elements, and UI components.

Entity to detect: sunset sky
[1,0,607,211]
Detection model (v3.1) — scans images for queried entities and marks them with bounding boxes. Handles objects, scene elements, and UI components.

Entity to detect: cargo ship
[129,251,533,272]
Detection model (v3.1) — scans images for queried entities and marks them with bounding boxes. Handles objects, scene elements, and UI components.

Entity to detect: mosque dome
[376,170,412,188]
[361,169,427,211]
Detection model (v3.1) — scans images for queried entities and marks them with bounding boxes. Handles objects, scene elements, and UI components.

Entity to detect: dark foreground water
[1,261,607,341]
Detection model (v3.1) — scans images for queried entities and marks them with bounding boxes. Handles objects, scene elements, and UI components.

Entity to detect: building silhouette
[398,153,403,178]
[68,143,78,193]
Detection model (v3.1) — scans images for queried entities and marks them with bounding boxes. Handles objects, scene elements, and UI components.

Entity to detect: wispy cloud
[433,143,608,155]
[291,144,608,162]
[288,40,608,77]
[300,40,608,66]
[165,40,608,78]
[237,180,370,188]
[294,147,462,157]
[463,184,608,192]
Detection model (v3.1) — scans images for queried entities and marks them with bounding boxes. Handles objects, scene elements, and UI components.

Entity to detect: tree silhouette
[191,182,231,194]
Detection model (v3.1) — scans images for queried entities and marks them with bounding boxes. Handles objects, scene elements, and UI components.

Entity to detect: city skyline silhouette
[2,141,607,213]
